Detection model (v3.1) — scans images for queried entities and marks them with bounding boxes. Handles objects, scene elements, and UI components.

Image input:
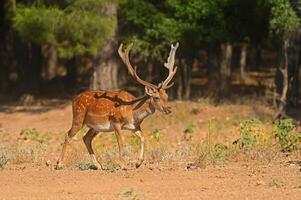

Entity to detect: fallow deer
[56,42,179,170]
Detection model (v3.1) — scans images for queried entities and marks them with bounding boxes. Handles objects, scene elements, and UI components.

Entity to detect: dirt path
[0,163,300,200]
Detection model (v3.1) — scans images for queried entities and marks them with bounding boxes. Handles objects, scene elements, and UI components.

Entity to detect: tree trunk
[90,3,118,91]
[146,62,153,83]
[182,59,192,100]
[219,42,233,98]
[176,63,183,100]
[16,42,42,95]
[274,41,289,119]
[42,44,57,80]
[249,44,261,69]
[0,0,16,93]
[240,43,248,82]
[287,27,301,107]
[92,54,119,90]
[207,44,220,97]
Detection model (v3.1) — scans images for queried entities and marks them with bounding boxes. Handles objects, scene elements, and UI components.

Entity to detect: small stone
[46,160,52,167]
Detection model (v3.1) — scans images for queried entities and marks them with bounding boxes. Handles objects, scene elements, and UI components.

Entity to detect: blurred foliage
[273,118,301,152]
[269,0,300,40]
[120,0,292,61]
[20,128,52,144]
[14,0,116,58]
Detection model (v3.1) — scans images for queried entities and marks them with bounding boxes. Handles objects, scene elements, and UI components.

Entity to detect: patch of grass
[0,154,10,169]
[268,176,284,188]
[20,128,39,141]
[120,188,141,200]
[211,143,229,162]
[130,134,140,152]
[75,160,97,170]
[0,143,46,167]
[151,128,162,142]
[40,132,53,144]
[0,145,11,169]
[20,129,53,144]
[104,162,120,172]
[11,146,44,165]
[123,172,134,179]
[183,123,196,141]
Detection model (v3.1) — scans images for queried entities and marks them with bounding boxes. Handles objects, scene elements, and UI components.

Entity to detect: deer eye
[154,97,160,101]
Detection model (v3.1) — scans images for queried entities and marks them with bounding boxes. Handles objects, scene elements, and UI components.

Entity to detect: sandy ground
[0,101,301,199]
[0,164,300,200]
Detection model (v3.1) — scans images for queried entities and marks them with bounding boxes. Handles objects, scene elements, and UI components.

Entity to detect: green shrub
[20,128,39,141]
[184,123,196,141]
[20,129,53,144]
[75,160,97,170]
[104,162,120,172]
[239,119,270,148]
[240,120,259,147]
[274,119,301,152]
[151,128,162,142]
[211,143,229,161]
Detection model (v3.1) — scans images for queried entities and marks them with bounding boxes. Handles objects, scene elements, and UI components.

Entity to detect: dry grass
[0,100,300,171]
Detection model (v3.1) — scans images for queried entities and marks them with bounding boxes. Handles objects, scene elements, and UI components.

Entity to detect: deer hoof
[55,163,63,170]
[135,159,144,168]
[95,164,103,170]
[119,163,128,171]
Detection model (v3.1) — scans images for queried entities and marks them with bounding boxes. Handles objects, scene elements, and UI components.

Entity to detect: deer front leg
[133,127,145,168]
[113,124,127,170]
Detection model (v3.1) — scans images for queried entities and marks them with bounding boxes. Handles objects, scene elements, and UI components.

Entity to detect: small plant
[75,160,97,170]
[211,143,229,161]
[151,128,162,142]
[121,187,141,200]
[195,142,210,168]
[274,118,301,152]
[240,120,259,147]
[0,154,10,169]
[20,128,39,141]
[39,132,53,144]
[268,176,283,188]
[20,129,53,144]
[104,162,120,172]
[184,123,196,141]
[130,134,140,151]
[239,119,270,148]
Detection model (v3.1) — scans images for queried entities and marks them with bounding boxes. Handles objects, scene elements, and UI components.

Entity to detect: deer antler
[118,43,157,89]
[161,42,179,89]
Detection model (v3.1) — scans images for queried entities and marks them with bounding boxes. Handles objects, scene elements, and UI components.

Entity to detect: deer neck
[132,96,155,122]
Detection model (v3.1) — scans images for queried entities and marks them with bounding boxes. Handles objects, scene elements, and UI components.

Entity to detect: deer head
[118,42,179,114]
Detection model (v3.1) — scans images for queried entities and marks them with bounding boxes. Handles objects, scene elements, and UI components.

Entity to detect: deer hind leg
[83,129,102,170]
[113,124,127,170]
[133,127,145,168]
[56,112,85,169]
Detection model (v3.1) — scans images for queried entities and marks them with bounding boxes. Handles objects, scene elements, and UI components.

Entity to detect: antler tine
[162,42,179,89]
[118,43,157,89]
